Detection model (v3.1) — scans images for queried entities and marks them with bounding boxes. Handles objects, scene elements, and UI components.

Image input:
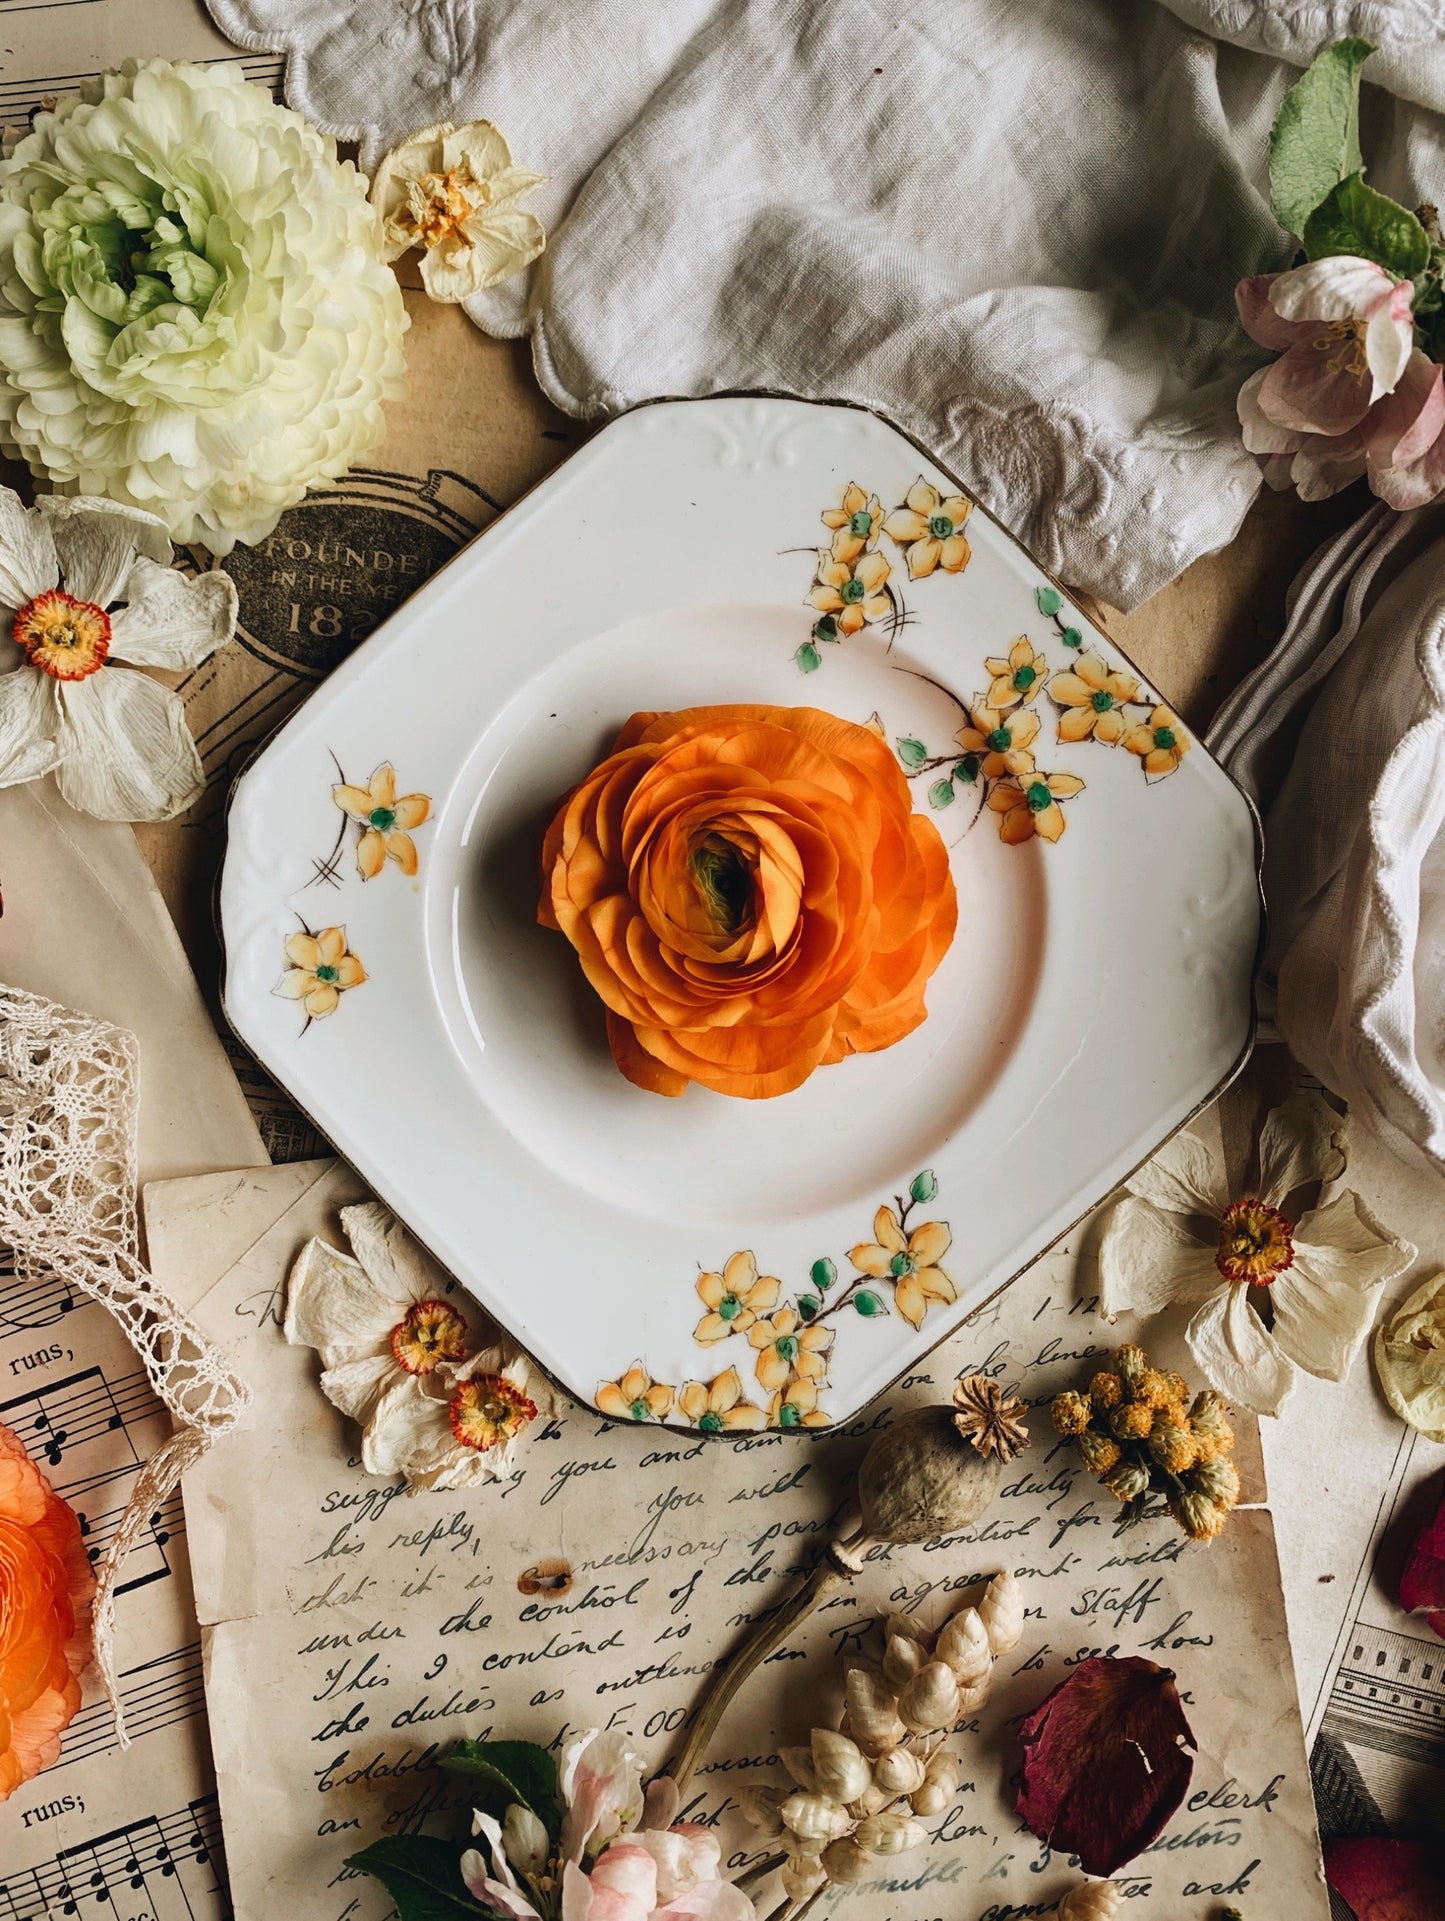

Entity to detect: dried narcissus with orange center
[538,704,958,1099]
[1214,1198,1294,1283]
[389,1298,469,1374]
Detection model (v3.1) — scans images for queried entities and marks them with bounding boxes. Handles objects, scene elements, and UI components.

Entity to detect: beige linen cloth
[1210,503,1445,1175]
[202,0,1445,610]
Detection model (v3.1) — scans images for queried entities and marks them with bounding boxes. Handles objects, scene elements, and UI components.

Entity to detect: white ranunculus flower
[1099,1089,1416,1417]
[0,486,236,819]
[0,60,408,554]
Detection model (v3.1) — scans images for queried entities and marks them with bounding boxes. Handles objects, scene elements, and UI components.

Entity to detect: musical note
[0,1246,77,1331]
[0,1792,230,1921]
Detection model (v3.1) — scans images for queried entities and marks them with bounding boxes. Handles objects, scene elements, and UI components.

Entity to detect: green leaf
[910,1168,939,1204]
[1035,585,1063,617]
[812,614,839,643]
[797,1293,820,1322]
[928,778,955,809]
[810,1256,837,1291]
[441,1740,563,1837]
[953,754,980,785]
[896,736,928,768]
[1062,625,1083,649]
[854,1290,886,1317]
[345,1837,495,1921]
[1303,171,1430,275]
[795,641,821,674]
[1270,37,1374,237]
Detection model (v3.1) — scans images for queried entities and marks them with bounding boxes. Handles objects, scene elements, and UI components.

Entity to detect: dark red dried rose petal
[1399,1483,1445,1644]
[1015,1654,1196,1877]
[1325,1838,1445,1920]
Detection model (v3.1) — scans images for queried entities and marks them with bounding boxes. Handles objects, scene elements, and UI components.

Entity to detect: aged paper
[143,1160,1326,1921]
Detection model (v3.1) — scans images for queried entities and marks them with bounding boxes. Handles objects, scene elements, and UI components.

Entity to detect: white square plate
[220,397,1258,1434]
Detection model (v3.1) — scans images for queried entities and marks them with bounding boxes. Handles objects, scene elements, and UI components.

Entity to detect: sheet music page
[145,1159,1330,1921]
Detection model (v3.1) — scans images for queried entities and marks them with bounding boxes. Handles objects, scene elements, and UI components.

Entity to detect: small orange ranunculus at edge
[538,704,958,1099]
[0,1419,94,1800]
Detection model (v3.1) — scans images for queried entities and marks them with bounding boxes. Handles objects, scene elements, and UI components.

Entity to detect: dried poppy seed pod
[872,1745,927,1796]
[935,1604,991,1684]
[857,1405,1004,1544]
[898,1659,961,1733]
[1057,1878,1122,1920]
[780,1792,852,1845]
[844,1665,907,1754]
[979,1568,1024,1656]
[882,1630,927,1691]
[811,1728,871,1805]
[821,1837,874,1884]
[738,1784,786,1837]
[853,1811,929,1856]
[909,1746,961,1814]
[778,1744,817,1790]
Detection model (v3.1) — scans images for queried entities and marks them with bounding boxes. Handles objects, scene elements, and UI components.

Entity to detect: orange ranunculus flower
[538,704,958,1098]
[0,1420,94,1800]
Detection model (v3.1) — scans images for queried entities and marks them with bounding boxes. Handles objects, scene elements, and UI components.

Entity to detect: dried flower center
[849,509,873,536]
[1091,689,1114,712]
[1215,1199,1295,1285]
[841,576,867,604]
[1154,726,1177,750]
[928,513,954,539]
[14,589,112,681]
[1013,664,1036,691]
[389,1298,469,1374]
[1025,781,1052,813]
[449,1373,537,1450]
[405,167,486,249]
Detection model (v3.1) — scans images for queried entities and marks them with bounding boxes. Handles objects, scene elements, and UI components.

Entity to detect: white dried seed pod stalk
[1057,1879,1122,1921]
[897,1659,961,1733]
[872,1746,927,1795]
[811,1728,871,1805]
[848,1783,891,1818]
[979,1567,1024,1655]
[882,1631,927,1691]
[935,1604,992,1685]
[853,1812,929,1857]
[738,1784,785,1837]
[779,1745,817,1791]
[781,1851,826,1902]
[821,1837,874,1884]
[844,1665,907,1755]
[780,1793,852,1845]
[954,1667,994,1716]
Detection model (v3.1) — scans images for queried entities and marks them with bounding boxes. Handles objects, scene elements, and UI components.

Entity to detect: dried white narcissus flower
[980,1567,1024,1654]
[1057,1879,1121,1919]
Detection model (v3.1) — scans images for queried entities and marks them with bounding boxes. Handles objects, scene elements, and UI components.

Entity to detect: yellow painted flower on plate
[1123,703,1191,780]
[808,549,892,635]
[694,1251,782,1345]
[768,1378,831,1429]
[275,927,366,1019]
[955,703,1039,780]
[334,763,431,878]
[849,1206,957,1329]
[748,1307,832,1392]
[678,1368,768,1432]
[983,637,1049,710]
[987,772,1085,845]
[596,1364,675,1422]
[883,480,972,579]
[1049,650,1140,745]
[822,483,882,563]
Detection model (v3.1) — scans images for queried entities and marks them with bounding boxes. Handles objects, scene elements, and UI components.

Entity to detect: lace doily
[0,984,251,1744]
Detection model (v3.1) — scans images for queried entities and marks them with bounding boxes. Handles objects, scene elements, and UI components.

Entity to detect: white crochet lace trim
[0,984,251,1745]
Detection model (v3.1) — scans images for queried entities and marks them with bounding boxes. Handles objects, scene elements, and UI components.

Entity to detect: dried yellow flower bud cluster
[741,1569,1024,1898]
[1051,1344,1240,1541]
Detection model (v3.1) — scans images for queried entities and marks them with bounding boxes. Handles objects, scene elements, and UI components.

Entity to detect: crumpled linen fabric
[1209,504,1445,1176]
[203,0,1445,610]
